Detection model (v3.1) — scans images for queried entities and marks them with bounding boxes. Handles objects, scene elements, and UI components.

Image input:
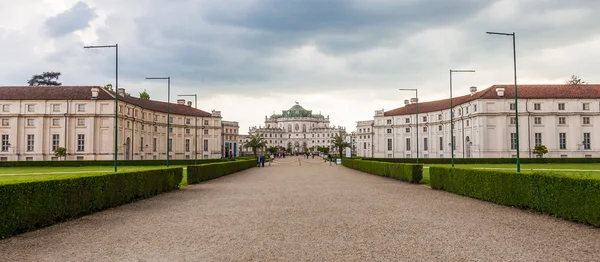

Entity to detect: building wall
[356,120,374,157]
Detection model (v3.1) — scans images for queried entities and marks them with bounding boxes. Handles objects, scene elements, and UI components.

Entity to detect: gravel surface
[1,157,599,261]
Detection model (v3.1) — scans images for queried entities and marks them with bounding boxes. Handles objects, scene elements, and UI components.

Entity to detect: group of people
[256,155,267,167]
[303,153,315,159]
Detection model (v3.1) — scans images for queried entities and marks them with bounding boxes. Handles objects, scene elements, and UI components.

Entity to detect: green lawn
[0,166,189,187]
[420,163,600,186]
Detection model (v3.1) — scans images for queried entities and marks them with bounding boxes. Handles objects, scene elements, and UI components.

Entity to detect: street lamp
[487,31,520,172]
[84,44,118,172]
[399,88,419,164]
[146,77,171,167]
[178,94,198,165]
[449,69,475,167]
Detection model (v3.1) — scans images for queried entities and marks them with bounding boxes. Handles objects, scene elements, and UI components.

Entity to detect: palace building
[0,86,224,161]
[248,102,346,153]
[358,84,600,159]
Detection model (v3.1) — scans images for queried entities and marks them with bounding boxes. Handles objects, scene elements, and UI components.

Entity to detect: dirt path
[1,157,599,261]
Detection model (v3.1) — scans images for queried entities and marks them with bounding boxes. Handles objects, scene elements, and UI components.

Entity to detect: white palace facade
[357,84,600,159]
[0,86,224,161]
[249,102,345,153]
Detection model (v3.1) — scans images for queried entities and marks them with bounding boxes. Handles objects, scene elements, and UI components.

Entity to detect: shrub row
[0,168,183,239]
[0,158,230,168]
[342,159,423,183]
[364,157,600,164]
[187,159,256,184]
[430,167,600,227]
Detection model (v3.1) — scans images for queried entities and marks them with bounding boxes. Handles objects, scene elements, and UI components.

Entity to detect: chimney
[91,87,99,99]
[496,87,505,97]
[117,88,125,97]
[410,98,418,103]
[177,99,185,105]
[404,99,410,105]
[470,86,477,96]
[187,101,192,107]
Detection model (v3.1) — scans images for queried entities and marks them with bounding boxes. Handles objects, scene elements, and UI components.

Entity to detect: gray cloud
[45,1,97,37]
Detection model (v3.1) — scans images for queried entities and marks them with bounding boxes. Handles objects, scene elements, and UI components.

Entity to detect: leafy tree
[54,147,67,160]
[566,75,587,85]
[533,145,548,158]
[104,83,113,91]
[244,134,266,157]
[332,133,350,158]
[139,89,150,99]
[267,146,278,155]
[287,142,293,153]
[27,72,62,86]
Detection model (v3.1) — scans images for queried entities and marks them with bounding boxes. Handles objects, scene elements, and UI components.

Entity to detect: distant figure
[311,153,314,159]
[260,155,266,167]
[257,157,261,167]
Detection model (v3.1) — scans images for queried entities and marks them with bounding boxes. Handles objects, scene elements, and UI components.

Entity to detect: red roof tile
[384,84,600,116]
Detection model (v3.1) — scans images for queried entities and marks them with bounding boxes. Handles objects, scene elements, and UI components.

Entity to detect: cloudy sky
[1,0,599,133]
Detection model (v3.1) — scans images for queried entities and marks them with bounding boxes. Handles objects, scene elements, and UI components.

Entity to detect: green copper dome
[270,102,324,118]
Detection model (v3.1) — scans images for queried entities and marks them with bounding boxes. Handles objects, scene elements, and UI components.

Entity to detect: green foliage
[0,159,230,168]
[104,83,113,91]
[27,71,62,86]
[533,145,548,158]
[342,159,423,183]
[429,167,600,227]
[53,147,66,160]
[245,134,266,157]
[139,89,150,99]
[187,159,256,184]
[363,157,600,164]
[267,146,278,155]
[0,168,183,239]
[332,133,350,157]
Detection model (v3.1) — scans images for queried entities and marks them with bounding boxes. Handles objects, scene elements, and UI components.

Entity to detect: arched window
[287,124,292,132]
[302,124,306,132]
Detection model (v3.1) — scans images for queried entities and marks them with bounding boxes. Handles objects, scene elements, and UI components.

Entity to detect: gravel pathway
[1,157,599,261]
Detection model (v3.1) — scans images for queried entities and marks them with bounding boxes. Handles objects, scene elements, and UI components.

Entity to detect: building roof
[0,86,212,117]
[384,84,600,116]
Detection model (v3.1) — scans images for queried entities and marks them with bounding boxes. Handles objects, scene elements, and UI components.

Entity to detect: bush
[342,159,422,183]
[0,159,230,168]
[363,157,600,164]
[187,159,256,184]
[0,168,183,239]
[430,167,600,227]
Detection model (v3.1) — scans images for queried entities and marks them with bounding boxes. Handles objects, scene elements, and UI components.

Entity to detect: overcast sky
[1,0,599,133]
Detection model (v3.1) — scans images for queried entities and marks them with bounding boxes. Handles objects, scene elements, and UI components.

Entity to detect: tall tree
[244,134,266,157]
[566,75,587,85]
[332,133,350,158]
[27,72,62,86]
[139,89,150,99]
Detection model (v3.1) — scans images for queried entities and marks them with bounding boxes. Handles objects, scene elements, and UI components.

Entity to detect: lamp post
[486,31,520,172]
[178,94,198,165]
[84,44,118,172]
[449,69,475,167]
[146,77,171,167]
[399,88,419,164]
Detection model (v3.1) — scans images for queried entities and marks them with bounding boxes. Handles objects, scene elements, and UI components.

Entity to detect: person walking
[260,155,266,167]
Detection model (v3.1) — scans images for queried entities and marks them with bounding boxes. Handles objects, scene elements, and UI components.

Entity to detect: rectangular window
[386,129,392,134]
[154,126,158,132]
[77,134,85,151]
[2,105,9,112]
[52,104,60,112]
[406,138,411,151]
[535,133,542,146]
[423,126,427,132]
[185,139,190,152]
[1,119,8,126]
[154,115,158,121]
[509,103,515,110]
[186,128,191,134]
[140,137,144,152]
[387,138,392,150]
[169,127,173,133]
[168,139,172,152]
[204,120,209,125]
[52,119,60,126]
[27,119,34,126]
[424,137,428,151]
[583,103,590,111]
[1,135,8,152]
[510,133,517,150]
[141,124,145,131]
[77,119,85,126]
[559,117,566,125]
[583,117,590,125]
[558,103,565,110]
[77,104,85,112]
[473,105,477,112]
[510,117,516,125]
[422,116,427,122]
[584,133,591,150]
[439,137,443,151]
[363,142,367,150]
[77,156,84,160]
[52,134,60,151]
[153,137,157,152]
[405,118,410,123]
[466,107,469,114]
[534,117,542,125]
[438,114,442,120]
[559,133,566,150]
[405,127,410,133]
[204,129,209,135]
[186,119,191,125]
[27,104,35,112]
[27,134,34,151]
[169,117,174,124]
[204,139,209,152]
[438,125,442,131]
[534,103,541,110]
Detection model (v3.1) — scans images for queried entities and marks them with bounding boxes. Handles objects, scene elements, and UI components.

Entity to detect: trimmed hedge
[430,167,600,227]
[342,159,423,183]
[187,159,256,184]
[0,168,183,238]
[0,159,230,168]
[364,157,600,164]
